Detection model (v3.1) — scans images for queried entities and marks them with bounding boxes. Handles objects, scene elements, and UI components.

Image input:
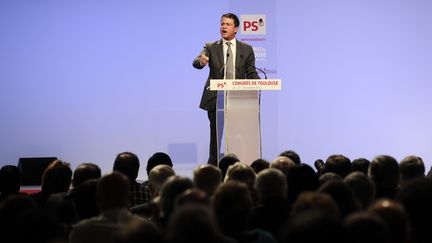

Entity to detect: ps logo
[217,82,225,88]
[240,15,266,35]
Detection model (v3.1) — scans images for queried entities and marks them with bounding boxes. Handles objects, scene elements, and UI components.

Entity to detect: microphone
[240,54,267,79]
[314,159,325,174]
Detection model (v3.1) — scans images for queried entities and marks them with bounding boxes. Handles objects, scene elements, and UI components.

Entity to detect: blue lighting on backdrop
[1,0,431,179]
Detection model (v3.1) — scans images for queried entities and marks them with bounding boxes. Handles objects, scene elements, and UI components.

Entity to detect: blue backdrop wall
[1,0,431,179]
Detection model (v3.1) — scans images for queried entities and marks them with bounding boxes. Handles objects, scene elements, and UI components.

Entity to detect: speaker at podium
[210,78,281,164]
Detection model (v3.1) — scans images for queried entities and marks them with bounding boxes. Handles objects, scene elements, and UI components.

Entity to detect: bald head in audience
[73,163,101,188]
[270,156,295,176]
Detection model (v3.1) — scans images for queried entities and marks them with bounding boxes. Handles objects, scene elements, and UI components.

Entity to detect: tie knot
[226,41,231,46]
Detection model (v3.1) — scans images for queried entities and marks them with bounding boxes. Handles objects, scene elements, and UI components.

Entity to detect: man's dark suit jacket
[192,39,260,111]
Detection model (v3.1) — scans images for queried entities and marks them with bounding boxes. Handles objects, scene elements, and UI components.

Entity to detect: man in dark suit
[193,13,260,165]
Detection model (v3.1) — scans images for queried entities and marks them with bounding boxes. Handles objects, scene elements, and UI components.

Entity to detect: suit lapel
[235,40,244,73]
[215,40,224,68]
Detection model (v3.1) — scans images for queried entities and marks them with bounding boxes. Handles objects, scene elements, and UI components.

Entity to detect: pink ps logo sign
[240,15,266,35]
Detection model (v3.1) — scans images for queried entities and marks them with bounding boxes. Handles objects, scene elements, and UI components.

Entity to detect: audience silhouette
[113,152,151,207]
[1,150,430,243]
[0,165,22,202]
[193,164,222,197]
[69,171,147,243]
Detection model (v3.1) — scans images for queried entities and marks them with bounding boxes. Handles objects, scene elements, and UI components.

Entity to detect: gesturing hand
[199,54,209,66]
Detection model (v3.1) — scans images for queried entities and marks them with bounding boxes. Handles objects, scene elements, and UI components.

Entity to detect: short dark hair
[0,165,21,194]
[218,153,239,180]
[279,150,301,165]
[113,152,140,180]
[325,154,351,178]
[146,152,173,176]
[250,159,270,174]
[351,158,371,175]
[97,172,130,210]
[221,13,240,27]
[400,155,425,180]
[369,155,399,198]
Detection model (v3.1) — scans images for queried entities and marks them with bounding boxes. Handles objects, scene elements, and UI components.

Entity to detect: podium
[210,79,281,165]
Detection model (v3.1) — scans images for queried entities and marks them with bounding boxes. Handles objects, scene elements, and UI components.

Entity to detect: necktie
[226,41,234,79]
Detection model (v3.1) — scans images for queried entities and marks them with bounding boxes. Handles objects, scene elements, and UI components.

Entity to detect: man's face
[220,17,238,41]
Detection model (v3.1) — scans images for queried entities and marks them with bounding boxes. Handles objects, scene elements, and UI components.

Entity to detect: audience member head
[270,156,295,176]
[368,155,400,199]
[159,176,194,219]
[343,211,390,243]
[72,163,101,188]
[0,165,21,196]
[167,204,219,243]
[10,206,63,243]
[218,153,239,180]
[74,178,99,220]
[319,172,343,185]
[279,150,301,165]
[41,159,72,194]
[324,154,351,178]
[146,152,173,176]
[256,168,287,203]
[96,172,130,212]
[368,199,407,243]
[351,158,370,175]
[318,180,361,219]
[0,194,38,219]
[397,177,432,243]
[291,192,340,220]
[344,171,375,209]
[0,194,38,242]
[212,180,253,235]
[115,219,164,243]
[282,209,344,243]
[250,158,270,174]
[148,164,175,196]
[193,164,222,196]
[400,155,425,183]
[224,162,256,189]
[286,164,319,204]
[175,188,210,209]
[113,152,140,181]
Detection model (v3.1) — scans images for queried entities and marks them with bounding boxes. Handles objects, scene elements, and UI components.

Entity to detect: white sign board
[210,79,281,91]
